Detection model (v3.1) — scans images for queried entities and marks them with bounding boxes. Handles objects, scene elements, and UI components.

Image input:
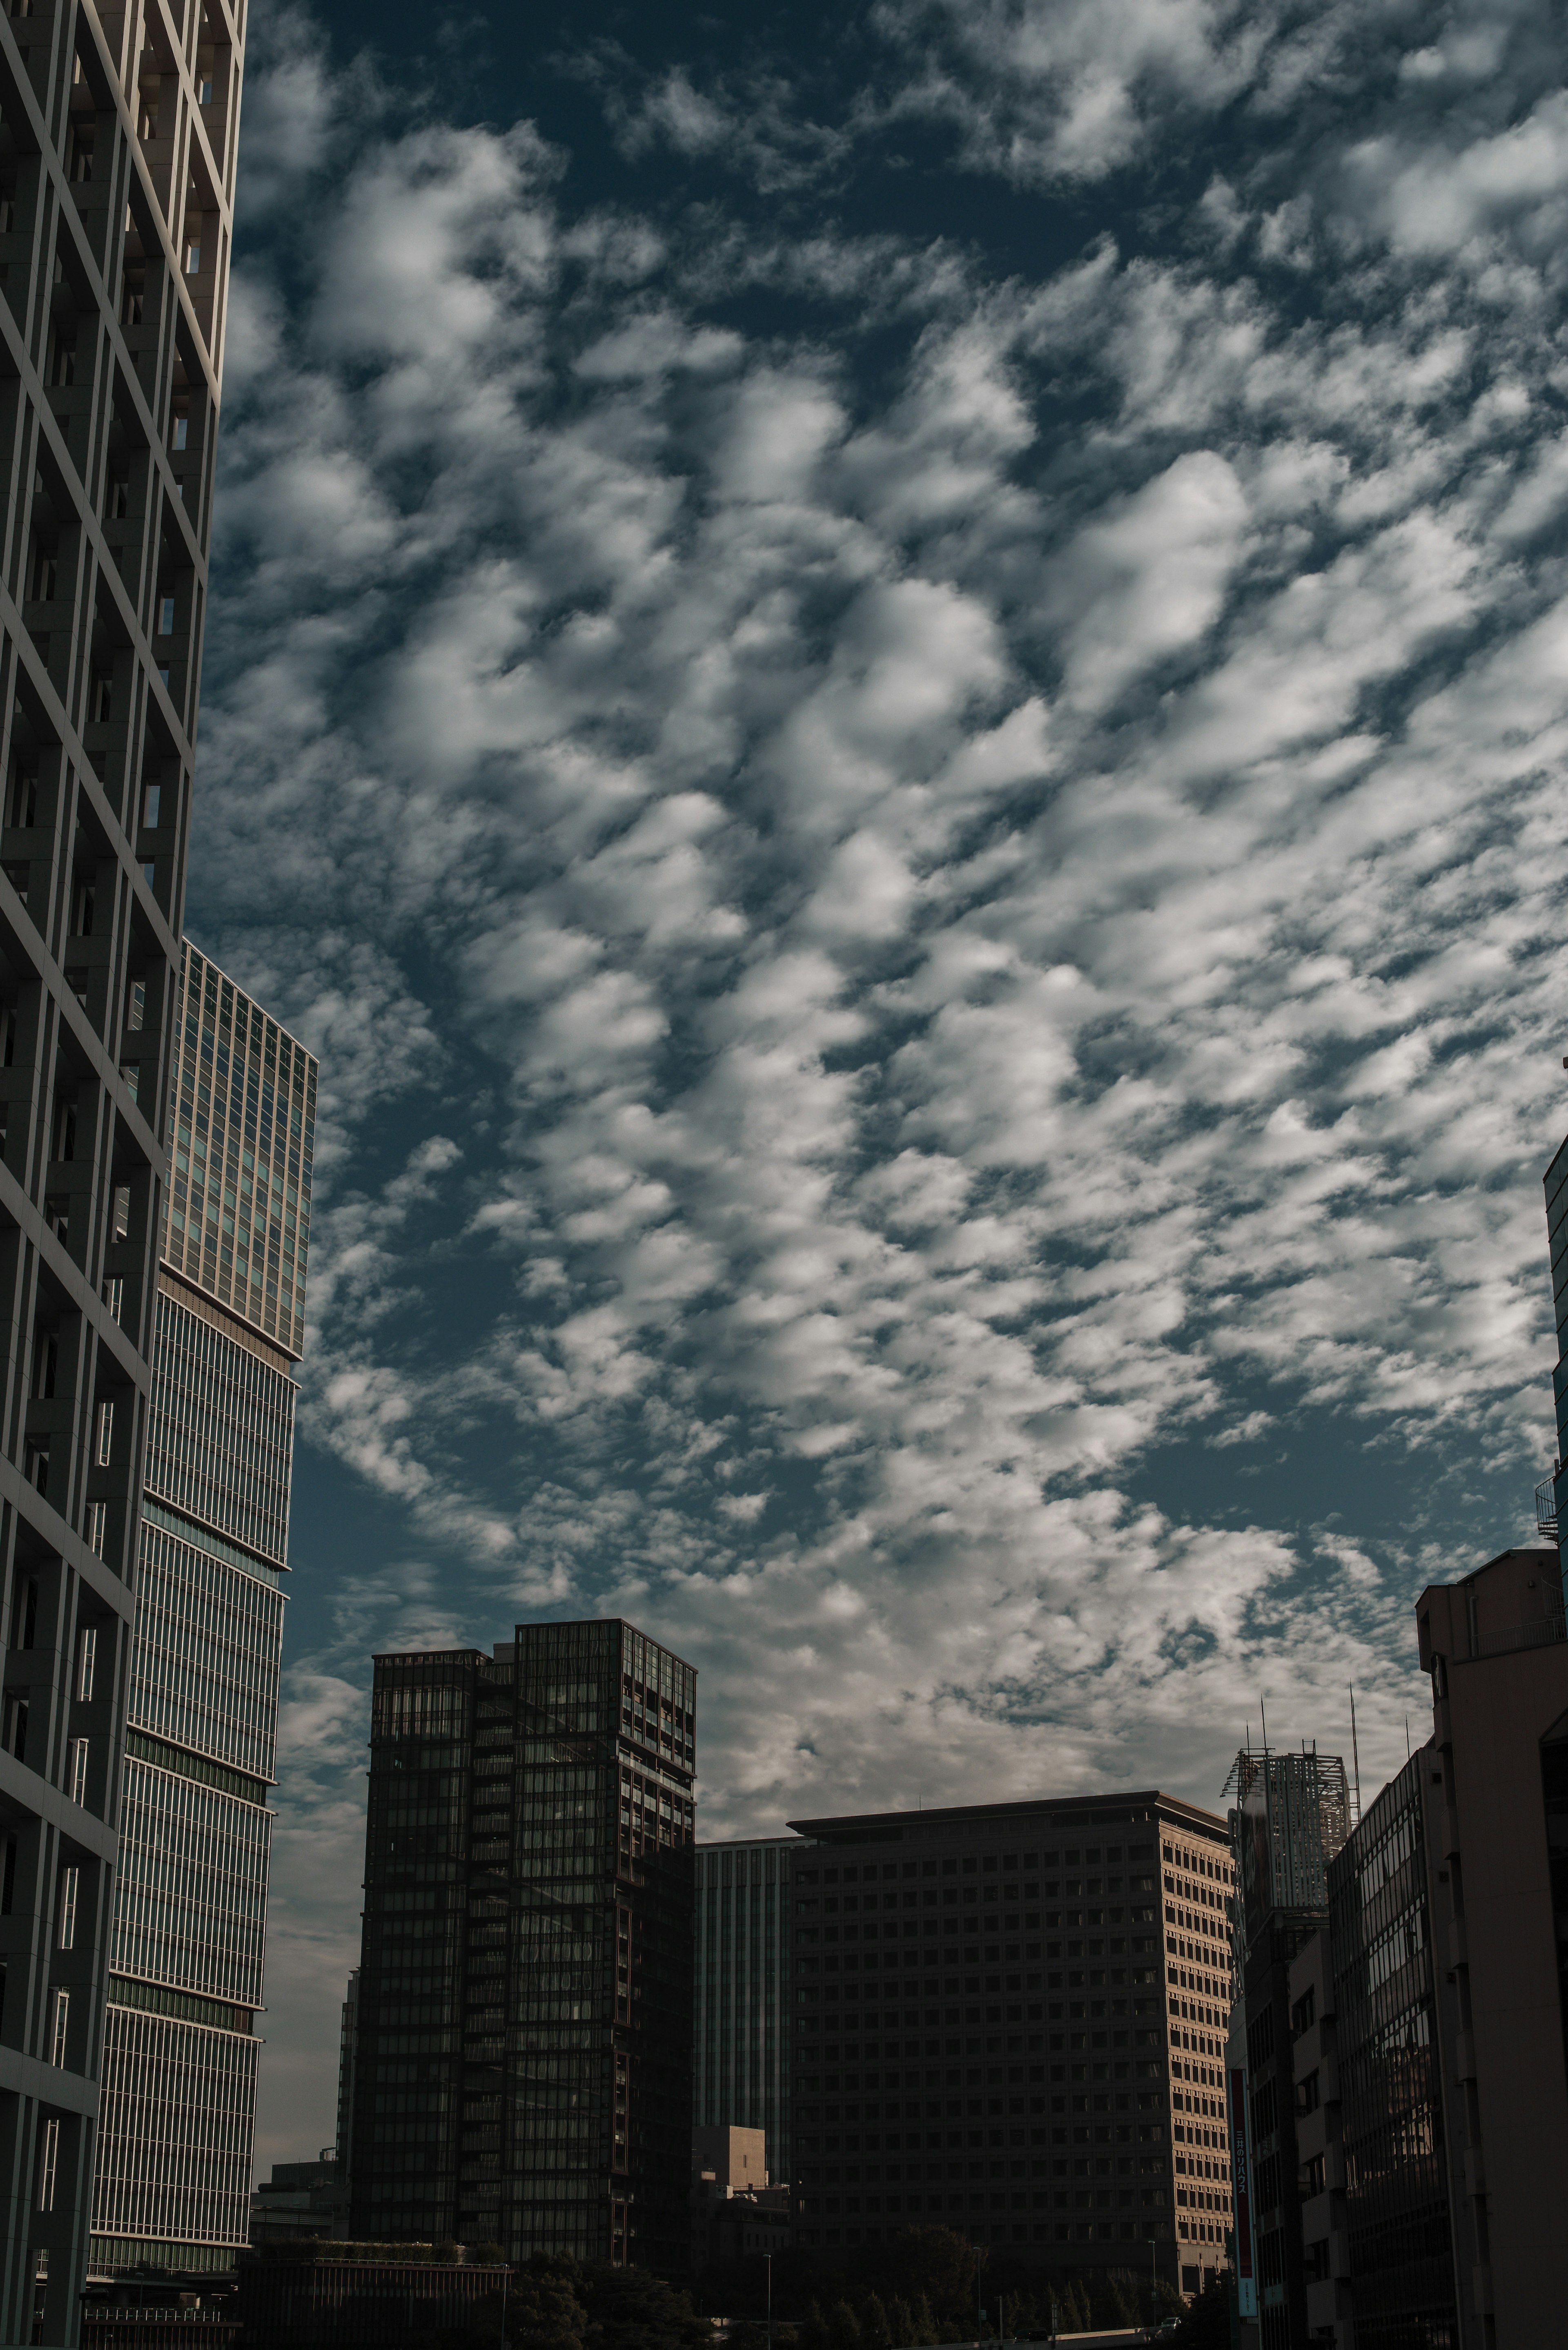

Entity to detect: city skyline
[181,0,1568,2172]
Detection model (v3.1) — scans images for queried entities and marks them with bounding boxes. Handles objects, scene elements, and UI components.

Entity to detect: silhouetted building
[785,1791,1236,2296]
[335,1969,358,2199]
[249,2152,348,2248]
[235,2247,508,2350]
[349,1621,696,2273]
[695,1839,803,2188]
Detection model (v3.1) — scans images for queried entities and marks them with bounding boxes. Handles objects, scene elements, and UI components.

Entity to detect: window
[30,547,56,601]
[158,594,175,635]
[9,763,37,827]
[171,409,188,452]
[36,2118,58,2211]
[85,1502,106,1559]
[76,1627,96,1702]
[57,1868,78,1951]
[90,674,112,723]
[111,1184,130,1241]
[49,1988,68,2067]
[185,241,201,275]
[94,1399,113,1467]
[69,1740,88,1806]
[101,1278,123,1326]
[127,977,147,1029]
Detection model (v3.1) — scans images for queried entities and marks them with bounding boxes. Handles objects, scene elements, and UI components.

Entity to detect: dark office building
[786,1792,1236,2295]
[349,1620,697,2275]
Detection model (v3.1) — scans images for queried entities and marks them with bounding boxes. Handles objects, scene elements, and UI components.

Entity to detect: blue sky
[196,0,1568,2162]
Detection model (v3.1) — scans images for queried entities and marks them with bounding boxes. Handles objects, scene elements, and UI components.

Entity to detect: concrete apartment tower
[88,945,316,2276]
[0,0,245,2337]
[350,1621,697,2274]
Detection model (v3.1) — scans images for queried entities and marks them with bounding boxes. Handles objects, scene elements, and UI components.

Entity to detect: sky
[194,0,1568,2164]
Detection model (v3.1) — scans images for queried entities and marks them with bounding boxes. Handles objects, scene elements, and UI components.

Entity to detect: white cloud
[215,5,1568,2162]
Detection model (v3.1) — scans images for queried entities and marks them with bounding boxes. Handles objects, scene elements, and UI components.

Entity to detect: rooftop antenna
[1349,1685,1363,1821]
[1259,1694,1269,1755]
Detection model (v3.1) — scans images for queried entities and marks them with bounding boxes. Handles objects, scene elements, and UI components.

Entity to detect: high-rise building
[0,0,245,2334]
[89,946,316,2276]
[335,1967,358,2185]
[694,1838,802,2191]
[1223,1747,1350,2350]
[784,1791,1236,2297]
[349,1621,697,2274]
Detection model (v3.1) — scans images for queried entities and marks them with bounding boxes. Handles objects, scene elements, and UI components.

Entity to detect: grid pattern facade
[90,954,312,2276]
[143,1284,295,1561]
[128,1516,283,1776]
[0,0,248,2332]
[1327,1756,1456,2350]
[160,942,315,1358]
[92,2009,257,2250]
[108,1758,269,2002]
[695,1841,798,2187]
[350,1621,697,2277]
[785,1796,1234,2291]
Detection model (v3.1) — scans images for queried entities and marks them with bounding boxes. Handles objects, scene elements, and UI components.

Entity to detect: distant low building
[234,2244,508,2350]
[691,2125,792,2271]
[249,2151,349,2247]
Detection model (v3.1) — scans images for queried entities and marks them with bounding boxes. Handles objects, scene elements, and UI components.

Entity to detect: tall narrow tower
[0,0,246,2338]
[89,943,315,2278]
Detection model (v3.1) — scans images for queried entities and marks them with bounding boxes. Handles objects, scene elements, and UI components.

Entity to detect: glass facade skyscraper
[89,946,316,2276]
[350,1620,697,2274]
[694,1839,800,2188]
[0,0,247,2335]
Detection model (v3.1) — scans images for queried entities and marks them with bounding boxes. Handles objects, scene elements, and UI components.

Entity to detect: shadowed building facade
[0,0,246,2337]
[350,1620,697,2274]
[89,946,316,2276]
[786,1791,1236,2298]
[694,1838,802,2195]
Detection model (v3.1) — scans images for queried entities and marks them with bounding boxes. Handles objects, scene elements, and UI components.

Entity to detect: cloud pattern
[204,1,1568,2156]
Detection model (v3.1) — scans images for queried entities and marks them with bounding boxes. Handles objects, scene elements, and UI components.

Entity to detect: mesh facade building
[786,1793,1236,2296]
[89,948,316,2276]
[694,1839,801,2190]
[0,0,246,2336]
[350,1621,697,2274]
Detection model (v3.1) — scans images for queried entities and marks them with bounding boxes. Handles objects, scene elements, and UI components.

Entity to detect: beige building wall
[1418,1546,1568,2349]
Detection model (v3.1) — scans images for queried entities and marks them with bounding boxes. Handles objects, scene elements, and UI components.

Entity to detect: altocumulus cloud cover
[195,0,1568,2153]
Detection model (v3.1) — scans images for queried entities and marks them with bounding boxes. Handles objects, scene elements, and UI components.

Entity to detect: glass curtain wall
[89,953,316,2277]
[694,1841,797,2187]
